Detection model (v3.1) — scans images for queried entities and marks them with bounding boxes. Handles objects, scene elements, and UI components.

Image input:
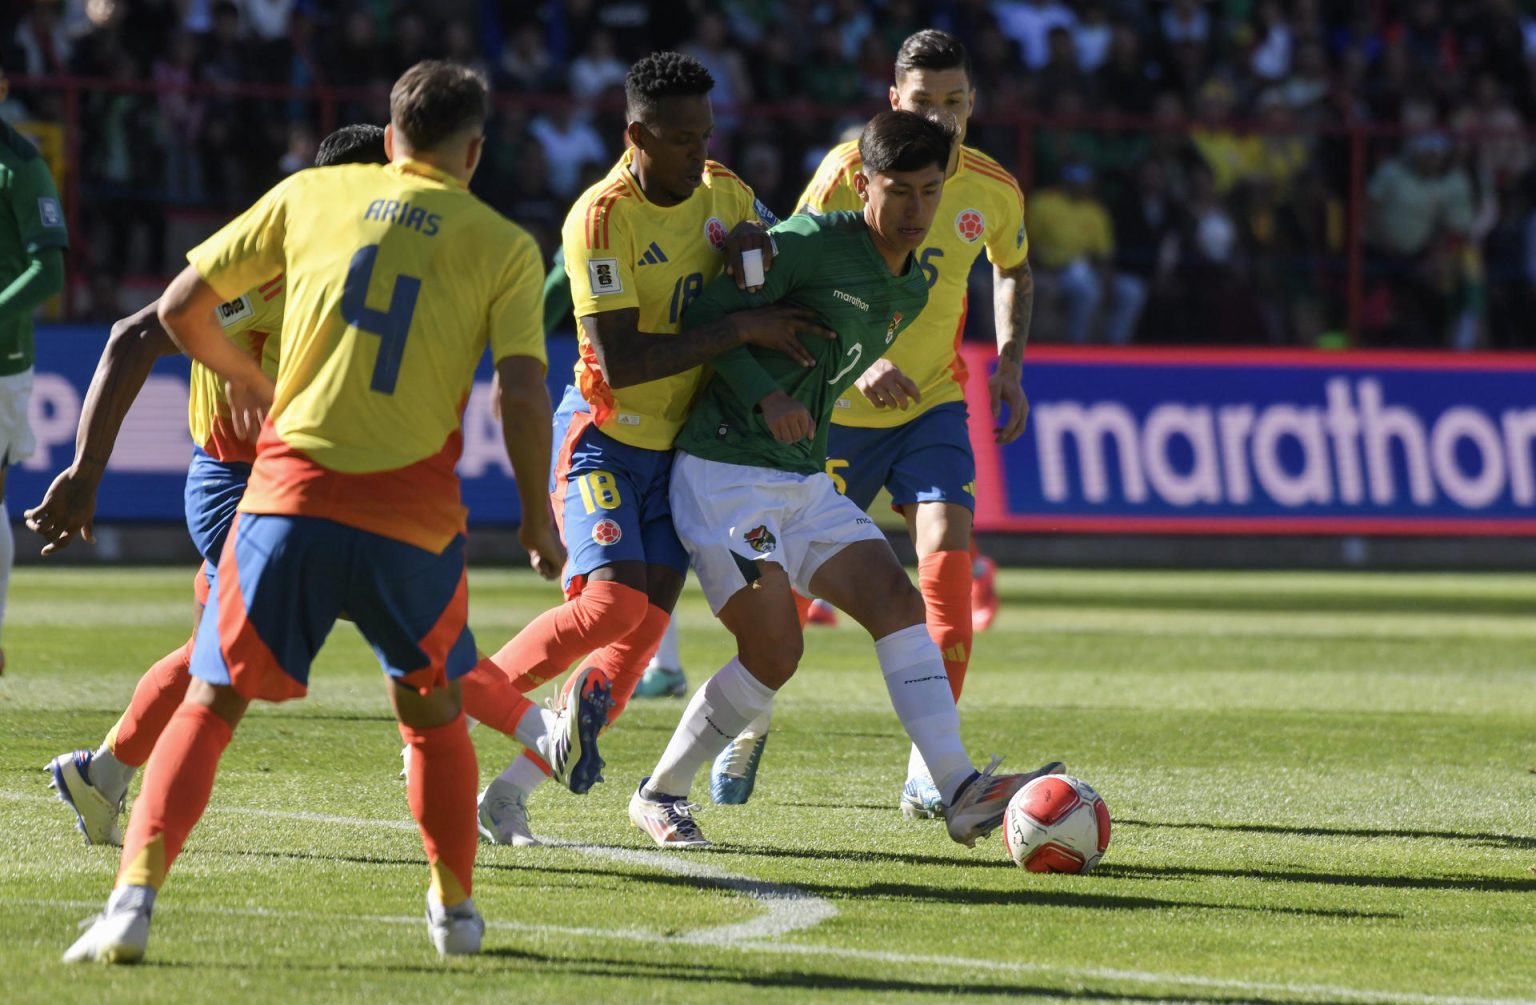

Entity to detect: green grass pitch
[2,565,1534,1004]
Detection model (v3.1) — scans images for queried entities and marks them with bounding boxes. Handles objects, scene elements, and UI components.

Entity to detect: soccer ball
[1003,774,1111,873]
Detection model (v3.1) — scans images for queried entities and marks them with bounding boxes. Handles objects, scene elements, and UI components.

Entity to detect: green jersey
[0,120,68,375]
[675,211,929,474]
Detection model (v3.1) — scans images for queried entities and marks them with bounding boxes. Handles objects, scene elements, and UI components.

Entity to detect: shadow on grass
[148,945,1360,1004]
[1099,861,1536,894]
[1119,818,1536,851]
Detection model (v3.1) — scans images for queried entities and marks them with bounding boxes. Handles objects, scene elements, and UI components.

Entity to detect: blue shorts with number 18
[549,384,688,597]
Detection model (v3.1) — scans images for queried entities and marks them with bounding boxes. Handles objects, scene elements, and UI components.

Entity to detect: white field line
[10,791,1536,1005]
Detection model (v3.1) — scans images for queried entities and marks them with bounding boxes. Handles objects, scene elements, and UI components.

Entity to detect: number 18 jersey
[186,159,545,551]
[562,149,764,451]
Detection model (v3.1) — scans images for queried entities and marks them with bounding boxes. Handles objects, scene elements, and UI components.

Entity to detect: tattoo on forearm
[995,260,1034,359]
[599,322,740,388]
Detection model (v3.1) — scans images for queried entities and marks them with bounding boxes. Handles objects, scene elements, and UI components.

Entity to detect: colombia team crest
[955,208,985,243]
[592,519,622,546]
[705,216,727,252]
[743,525,776,554]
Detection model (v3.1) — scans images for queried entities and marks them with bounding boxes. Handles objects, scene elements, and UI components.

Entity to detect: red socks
[399,713,478,906]
[106,637,194,767]
[585,603,671,723]
[117,702,232,890]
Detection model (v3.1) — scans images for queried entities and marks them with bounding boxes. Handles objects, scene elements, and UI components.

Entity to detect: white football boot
[946,757,1066,848]
[426,890,484,956]
[477,777,539,846]
[63,886,154,964]
[899,774,946,820]
[628,778,709,849]
[48,750,125,846]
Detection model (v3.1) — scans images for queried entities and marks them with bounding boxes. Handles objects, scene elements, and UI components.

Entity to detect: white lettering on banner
[1034,377,1535,512]
[114,377,195,472]
[24,374,81,471]
[458,382,514,478]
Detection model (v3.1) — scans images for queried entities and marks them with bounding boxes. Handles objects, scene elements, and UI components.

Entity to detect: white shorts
[0,369,35,469]
[670,450,888,614]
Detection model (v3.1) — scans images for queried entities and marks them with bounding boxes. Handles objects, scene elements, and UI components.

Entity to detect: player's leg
[65,513,338,964]
[51,452,248,844]
[633,610,687,697]
[0,368,35,674]
[0,465,11,674]
[630,454,799,847]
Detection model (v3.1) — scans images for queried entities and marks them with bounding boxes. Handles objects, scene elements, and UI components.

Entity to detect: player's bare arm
[494,353,565,581]
[158,266,275,440]
[855,357,923,411]
[24,300,180,554]
[989,257,1032,444]
[581,304,832,389]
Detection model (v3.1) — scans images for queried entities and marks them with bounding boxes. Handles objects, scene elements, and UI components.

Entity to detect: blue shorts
[184,446,251,596]
[825,402,976,512]
[191,513,477,702]
[550,385,688,595]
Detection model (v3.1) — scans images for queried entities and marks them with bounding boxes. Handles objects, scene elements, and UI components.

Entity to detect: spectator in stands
[152,30,204,203]
[1037,25,1089,98]
[993,0,1075,71]
[1249,0,1294,83]
[1070,0,1112,74]
[1366,133,1475,345]
[1028,161,1144,344]
[330,7,383,89]
[1109,157,1185,344]
[442,19,490,83]
[682,10,753,142]
[14,2,73,77]
[498,23,552,93]
[528,101,608,198]
[1095,20,1153,115]
[803,24,861,107]
[568,29,627,102]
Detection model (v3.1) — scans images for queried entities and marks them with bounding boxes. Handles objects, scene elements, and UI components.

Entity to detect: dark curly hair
[315,124,387,167]
[625,51,715,125]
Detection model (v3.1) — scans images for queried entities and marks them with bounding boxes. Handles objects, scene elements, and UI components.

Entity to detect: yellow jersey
[562,148,762,450]
[186,159,546,551]
[798,142,1028,428]
[187,273,285,464]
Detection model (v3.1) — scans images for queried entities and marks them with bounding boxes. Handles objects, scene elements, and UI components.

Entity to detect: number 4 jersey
[562,148,768,451]
[185,159,546,552]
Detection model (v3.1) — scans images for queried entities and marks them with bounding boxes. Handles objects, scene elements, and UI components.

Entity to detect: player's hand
[723,221,776,292]
[855,358,921,411]
[226,374,276,442]
[989,360,1028,444]
[519,517,566,581]
[733,306,835,367]
[24,466,100,555]
[759,390,815,444]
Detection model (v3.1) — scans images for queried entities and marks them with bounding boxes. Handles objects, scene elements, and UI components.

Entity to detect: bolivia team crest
[743,525,776,554]
[705,216,727,252]
[955,208,985,243]
[592,519,623,546]
[885,311,903,343]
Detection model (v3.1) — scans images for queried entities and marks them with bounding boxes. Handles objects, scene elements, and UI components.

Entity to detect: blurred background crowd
[6,0,1536,349]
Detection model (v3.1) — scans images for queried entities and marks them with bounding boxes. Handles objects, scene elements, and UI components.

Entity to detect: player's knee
[738,634,802,687]
[574,580,651,639]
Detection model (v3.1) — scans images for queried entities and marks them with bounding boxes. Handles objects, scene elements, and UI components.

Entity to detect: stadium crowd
[6,0,1536,348]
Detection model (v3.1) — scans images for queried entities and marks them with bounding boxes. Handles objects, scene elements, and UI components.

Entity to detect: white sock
[646,657,776,798]
[513,705,556,762]
[740,706,773,737]
[90,743,136,804]
[906,743,931,784]
[497,750,549,795]
[0,499,11,642]
[876,624,973,802]
[648,617,682,672]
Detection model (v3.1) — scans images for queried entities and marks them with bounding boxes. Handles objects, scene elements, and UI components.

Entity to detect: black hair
[894,29,973,85]
[390,60,487,152]
[858,110,953,176]
[625,51,714,124]
[315,123,387,167]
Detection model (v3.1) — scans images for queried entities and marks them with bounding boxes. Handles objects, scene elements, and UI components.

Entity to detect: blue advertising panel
[13,325,582,526]
[961,345,1536,535]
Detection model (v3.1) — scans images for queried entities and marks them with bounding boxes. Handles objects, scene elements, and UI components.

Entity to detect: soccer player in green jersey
[628,111,1063,850]
[0,60,69,674]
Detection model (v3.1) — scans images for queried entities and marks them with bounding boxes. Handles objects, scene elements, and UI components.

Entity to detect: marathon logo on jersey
[743,524,776,554]
[955,209,985,243]
[215,295,254,328]
[592,519,622,546]
[588,258,623,295]
[38,197,63,229]
[704,216,727,252]
[362,198,442,236]
[832,289,869,312]
[885,311,903,344]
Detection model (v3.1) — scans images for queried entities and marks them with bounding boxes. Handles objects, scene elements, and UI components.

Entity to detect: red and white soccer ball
[1003,774,1111,873]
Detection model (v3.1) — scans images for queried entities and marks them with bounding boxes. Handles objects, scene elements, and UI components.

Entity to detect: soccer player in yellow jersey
[461,51,830,847]
[30,124,386,848]
[63,62,572,964]
[711,31,1038,818]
